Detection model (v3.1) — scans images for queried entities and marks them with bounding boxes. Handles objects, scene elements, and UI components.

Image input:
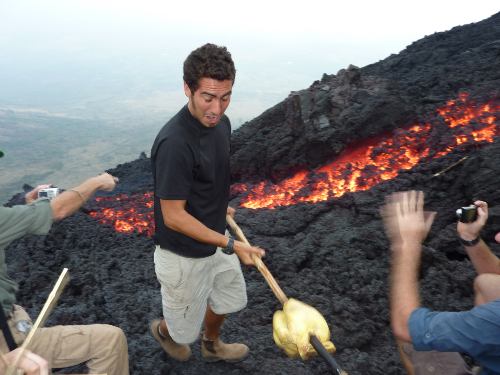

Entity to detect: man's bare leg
[201,306,249,362]
[204,305,225,340]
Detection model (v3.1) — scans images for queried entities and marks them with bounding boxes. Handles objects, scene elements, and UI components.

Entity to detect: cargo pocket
[155,249,184,288]
[155,249,191,306]
[54,326,90,362]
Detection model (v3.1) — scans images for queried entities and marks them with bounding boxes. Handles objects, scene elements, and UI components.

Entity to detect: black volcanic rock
[231,65,417,182]
[230,12,500,182]
[4,12,500,375]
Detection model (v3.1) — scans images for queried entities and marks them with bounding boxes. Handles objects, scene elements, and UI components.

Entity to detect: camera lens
[458,205,477,223]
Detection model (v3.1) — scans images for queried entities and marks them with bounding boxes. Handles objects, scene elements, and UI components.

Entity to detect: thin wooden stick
[226,215,288,305]
[227,216,347,374]
[432,156,469,177]
[6,268,70,375]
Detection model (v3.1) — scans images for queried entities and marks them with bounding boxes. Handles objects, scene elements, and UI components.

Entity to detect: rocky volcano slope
[4,11,500,375]
[230,12,500,182]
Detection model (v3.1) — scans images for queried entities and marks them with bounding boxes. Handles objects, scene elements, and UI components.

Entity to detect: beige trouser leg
[0,305,129,375]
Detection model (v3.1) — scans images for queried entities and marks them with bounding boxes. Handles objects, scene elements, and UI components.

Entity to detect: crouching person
[0,159,129,374]
[382,191,500,375]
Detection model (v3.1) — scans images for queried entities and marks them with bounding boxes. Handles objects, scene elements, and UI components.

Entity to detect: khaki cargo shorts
[154,245,248,344]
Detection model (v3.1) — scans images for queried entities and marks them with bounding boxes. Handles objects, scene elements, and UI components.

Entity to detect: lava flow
[233,93,498,209]
[88,192,154,236]
[89,93,498,234]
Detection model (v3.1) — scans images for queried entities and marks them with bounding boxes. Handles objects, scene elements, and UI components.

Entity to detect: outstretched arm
[382,191,436,342]
[49,173,118,221]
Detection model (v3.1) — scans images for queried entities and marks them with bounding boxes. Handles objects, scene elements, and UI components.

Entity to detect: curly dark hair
[183,43,236,93]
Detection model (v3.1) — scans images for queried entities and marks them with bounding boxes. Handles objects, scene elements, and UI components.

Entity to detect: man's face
[184,77,233,127]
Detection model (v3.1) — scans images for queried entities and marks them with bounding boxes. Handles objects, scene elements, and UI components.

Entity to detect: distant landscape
[0,84,293,203]
[0,107,169,203]
[0,45,340,203]
[2,1,497,206]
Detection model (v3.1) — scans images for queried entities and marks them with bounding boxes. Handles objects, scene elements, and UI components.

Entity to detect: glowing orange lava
[90,93,499,234]
[89,192,154,236]
[234,93,499,209]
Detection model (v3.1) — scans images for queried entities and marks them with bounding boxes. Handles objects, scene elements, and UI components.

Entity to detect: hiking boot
[150,319,191,361]
[201,335,249,363]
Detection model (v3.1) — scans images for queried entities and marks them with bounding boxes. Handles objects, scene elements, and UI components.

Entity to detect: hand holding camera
[37,187,61,200]
[23,184,56,204]
[456,205,478,223]
[457,201,488,243]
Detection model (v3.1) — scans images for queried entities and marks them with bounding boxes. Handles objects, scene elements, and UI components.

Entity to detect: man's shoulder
[158,108,189,134]
[220,114,231,129]
[152,107,194,156]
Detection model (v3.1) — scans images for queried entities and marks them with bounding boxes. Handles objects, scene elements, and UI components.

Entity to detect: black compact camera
[456,204,477,223]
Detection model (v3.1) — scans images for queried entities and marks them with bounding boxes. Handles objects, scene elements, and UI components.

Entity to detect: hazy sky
[0,0,499,122]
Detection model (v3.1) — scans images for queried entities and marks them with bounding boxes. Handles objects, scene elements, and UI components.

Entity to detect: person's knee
[108,325,127,349]
[475,273,496,293]
[92,324,128,352]
[473,273,500,304]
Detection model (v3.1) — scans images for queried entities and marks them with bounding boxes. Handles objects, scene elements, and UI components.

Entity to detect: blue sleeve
[409,301,500,357]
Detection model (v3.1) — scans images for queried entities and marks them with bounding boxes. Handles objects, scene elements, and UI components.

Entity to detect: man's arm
[463,239,500,274]
[382,191,436,342]
[49,173,117,221]
[409,301,500,356]
[161,199,264,265]
[390,244,421,342]
[457,201,500,275]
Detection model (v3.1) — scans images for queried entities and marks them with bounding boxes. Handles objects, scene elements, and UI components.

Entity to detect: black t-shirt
[151,105,231,258]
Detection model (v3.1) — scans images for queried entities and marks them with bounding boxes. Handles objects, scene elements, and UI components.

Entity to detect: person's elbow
[391,311,413,343]
[50,201,70,221]
[163,210,182,231]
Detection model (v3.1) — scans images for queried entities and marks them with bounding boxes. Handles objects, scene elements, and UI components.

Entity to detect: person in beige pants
[0,305,128,374]
[0,158,129,375]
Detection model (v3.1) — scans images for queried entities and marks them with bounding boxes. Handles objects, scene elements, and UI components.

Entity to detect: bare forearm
[164,209,228,248]
[390,244,421,342]
[50,177,103,220]
[465,239,500,275]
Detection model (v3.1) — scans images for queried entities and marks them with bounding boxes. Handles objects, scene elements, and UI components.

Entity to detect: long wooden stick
[226,215,288,305]
[6,268,70,375]
[226,215,347,374]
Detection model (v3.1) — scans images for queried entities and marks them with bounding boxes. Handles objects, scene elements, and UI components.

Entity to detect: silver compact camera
[456,204,477,223]
[38,188,61,200]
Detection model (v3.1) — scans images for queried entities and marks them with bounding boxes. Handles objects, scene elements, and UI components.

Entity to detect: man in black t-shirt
[150,43,265,363]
